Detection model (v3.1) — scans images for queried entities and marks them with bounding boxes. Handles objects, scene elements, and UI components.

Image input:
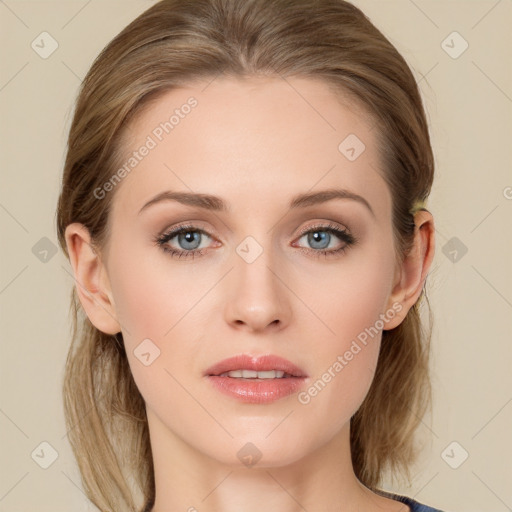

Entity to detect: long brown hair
[56,1,435,510]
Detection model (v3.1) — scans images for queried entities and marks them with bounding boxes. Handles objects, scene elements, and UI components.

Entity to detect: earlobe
[384,210,435,330]
[64,223,121,335]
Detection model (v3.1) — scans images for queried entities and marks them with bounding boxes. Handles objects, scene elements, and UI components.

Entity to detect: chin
[206,431,314,470]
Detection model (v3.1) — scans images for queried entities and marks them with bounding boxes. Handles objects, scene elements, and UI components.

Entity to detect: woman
[56,0,443,511]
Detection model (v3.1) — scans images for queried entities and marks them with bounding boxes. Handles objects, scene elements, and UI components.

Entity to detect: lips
[204,354,308,404]
[204,354,308,378]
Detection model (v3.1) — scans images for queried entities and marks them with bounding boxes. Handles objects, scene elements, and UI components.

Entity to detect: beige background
[1,1,511,511]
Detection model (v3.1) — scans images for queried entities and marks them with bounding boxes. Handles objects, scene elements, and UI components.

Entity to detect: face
[100,76,400,468]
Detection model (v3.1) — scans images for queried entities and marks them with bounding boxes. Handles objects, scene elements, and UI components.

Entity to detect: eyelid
[295,221,349,237]
[158,222,215,239]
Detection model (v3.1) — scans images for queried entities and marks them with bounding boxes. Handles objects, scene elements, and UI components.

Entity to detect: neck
[147,409,381,512]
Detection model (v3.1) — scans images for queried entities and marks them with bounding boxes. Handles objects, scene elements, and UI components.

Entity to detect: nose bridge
[235,232,279,298]
[224,232,291,330]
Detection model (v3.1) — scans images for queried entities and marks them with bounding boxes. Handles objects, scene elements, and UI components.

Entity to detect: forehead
[112,75,390,219]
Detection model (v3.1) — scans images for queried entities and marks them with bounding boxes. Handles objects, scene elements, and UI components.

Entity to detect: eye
[154,222,357,260]
[292,222,357,258]
[154,224,215,259]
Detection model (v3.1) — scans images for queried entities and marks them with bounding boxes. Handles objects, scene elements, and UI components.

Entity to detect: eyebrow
[138,188,375,217]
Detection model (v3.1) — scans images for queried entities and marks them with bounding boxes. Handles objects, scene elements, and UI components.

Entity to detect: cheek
[107,232,197,339]
[106,236,215,382]
[294,237,395,423]
[302,234,396,346]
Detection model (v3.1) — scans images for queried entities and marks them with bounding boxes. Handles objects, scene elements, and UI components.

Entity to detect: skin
[65,76,435,512]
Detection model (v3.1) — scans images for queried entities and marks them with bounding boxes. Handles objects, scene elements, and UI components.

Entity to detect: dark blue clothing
[142,489,446,512]
[375,488,446,511]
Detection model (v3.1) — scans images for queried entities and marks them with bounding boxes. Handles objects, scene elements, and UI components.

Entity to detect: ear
[64,223,121,335]
[383,210,435,330]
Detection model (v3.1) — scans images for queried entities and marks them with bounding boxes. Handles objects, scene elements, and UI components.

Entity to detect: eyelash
[154,222,357,260]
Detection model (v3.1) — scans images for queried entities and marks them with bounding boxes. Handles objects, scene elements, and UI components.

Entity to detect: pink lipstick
[204,354,308,404]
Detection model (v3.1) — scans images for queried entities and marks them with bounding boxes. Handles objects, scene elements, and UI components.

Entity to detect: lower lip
[206,376,307,404]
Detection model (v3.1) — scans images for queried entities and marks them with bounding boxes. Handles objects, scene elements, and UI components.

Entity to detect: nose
[224,245,292,333]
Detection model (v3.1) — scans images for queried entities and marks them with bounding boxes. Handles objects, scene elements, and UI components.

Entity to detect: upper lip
[205,354,308,377]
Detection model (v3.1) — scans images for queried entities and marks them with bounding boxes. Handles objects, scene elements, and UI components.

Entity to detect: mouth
[204,353,308,378]
[204,354,308,404]
[216,369,296,379]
